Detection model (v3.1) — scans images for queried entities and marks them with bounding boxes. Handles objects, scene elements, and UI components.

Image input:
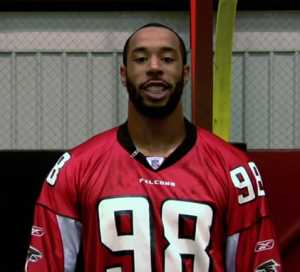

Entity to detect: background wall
[0,11,299,150]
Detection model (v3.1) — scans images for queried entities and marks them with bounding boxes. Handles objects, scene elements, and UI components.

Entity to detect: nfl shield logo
[146,156,164,170]
[151,159,160,169]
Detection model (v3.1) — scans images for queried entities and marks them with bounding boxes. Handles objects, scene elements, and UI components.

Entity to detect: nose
[146,56,163,76]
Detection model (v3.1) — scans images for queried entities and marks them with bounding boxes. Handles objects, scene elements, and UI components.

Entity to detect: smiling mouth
[142,81,170,94]
[144,85,167,94]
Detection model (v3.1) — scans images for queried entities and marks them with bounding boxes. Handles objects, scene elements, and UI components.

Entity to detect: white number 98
[230,162,265,205]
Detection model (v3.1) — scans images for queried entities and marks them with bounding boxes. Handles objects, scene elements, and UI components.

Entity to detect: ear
[120,65,127,87]
[183,65,190,86]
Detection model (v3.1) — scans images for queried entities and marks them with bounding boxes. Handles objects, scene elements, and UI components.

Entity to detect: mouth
[145,85,167,94]
[142,81,170,95]
[142,86,170,101]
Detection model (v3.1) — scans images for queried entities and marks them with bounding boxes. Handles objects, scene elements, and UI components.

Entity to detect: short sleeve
[225,153,270,235]
[36,151,80,220]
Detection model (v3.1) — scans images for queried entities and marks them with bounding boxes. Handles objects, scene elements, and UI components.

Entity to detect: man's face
[120,27,190,118]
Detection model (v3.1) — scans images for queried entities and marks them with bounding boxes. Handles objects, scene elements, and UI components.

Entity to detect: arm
[226,217,282,272]
[24,152,82,272]
[25,206,82,272]
[225,158,282,272]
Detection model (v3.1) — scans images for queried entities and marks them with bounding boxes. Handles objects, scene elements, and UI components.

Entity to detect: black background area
[0,150,84,272]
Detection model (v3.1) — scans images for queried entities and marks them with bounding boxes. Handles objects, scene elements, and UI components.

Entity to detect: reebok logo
[255,239,274,252]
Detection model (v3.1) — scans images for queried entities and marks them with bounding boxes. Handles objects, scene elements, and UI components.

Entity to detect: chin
[143,99,169,108]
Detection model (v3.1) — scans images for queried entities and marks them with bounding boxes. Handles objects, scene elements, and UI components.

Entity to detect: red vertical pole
[190,0,197,123]
[190,0,213,131]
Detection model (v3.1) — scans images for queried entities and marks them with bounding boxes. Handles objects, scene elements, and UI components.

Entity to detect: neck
[127,101,186,157]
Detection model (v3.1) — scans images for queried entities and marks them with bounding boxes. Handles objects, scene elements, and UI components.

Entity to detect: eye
[135,57,148,63]
[162,57,174,63]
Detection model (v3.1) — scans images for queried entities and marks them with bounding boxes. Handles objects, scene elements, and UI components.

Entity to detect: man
[25,23,282,272]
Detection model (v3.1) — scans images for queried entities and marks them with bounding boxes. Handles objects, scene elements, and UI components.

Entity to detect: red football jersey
[25,119,282,272]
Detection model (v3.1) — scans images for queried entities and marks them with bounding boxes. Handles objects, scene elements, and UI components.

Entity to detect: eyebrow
[130,46,178,55]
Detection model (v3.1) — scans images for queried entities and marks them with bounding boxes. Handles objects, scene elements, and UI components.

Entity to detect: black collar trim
[117,117,197,172]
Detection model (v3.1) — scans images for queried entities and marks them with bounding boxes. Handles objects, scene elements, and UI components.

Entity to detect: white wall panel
[0,54,12,148]
[272,53,295,148]
[230,53,244,144]
[245,53,270,149]
[230,51,300,149]
[42,53,65,149]
[66,54,90,148]
[92,53,118,137]
[15,53,38,149]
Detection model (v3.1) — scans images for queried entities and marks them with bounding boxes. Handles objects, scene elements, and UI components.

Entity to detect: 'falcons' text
[139,178,176,187]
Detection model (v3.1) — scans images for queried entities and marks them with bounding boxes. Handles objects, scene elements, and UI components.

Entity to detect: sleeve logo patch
[255,259,280,272]
[255,239,274,252]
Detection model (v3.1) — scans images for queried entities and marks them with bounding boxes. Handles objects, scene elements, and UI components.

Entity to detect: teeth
[146,86,165,93]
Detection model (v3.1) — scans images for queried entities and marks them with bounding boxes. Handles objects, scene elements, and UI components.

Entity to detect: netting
[226,11,300,149]
[0,12,191,149]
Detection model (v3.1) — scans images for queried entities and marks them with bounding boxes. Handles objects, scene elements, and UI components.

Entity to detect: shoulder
[68,126,119,160]
[195,127,251,168]
[49,126,120,180]
[194,127,263,198]
[192,127,271,230]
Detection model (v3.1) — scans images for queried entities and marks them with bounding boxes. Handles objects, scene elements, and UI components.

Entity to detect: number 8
[46,152,71,186]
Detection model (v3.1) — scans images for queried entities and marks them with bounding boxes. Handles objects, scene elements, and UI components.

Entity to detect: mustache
[139,78,172,89]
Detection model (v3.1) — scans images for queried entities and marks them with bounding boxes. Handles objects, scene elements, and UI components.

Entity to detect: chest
[80,154,228,220]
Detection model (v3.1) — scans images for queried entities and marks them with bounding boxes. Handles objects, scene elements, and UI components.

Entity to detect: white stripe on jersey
[56,215,82,272]
[225,232,240,272]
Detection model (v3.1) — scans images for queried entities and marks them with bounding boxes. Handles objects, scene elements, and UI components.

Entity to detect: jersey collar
[117,117,197,172]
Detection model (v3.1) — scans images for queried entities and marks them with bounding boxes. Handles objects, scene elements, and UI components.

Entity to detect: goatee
[126,74,184,119]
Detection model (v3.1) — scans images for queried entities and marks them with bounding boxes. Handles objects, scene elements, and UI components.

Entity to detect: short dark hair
[122,23,187,67]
